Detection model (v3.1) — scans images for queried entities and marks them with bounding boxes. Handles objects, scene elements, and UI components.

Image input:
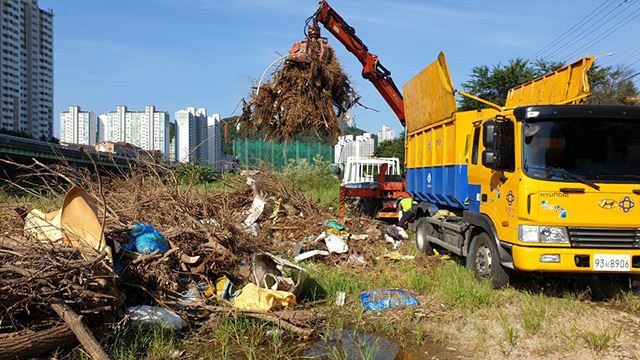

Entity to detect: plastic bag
[125,223,169,254]
[359,289,419,312]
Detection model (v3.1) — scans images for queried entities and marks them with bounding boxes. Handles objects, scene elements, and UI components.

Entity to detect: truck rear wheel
[466,232,509,289]
[415,217,435,255]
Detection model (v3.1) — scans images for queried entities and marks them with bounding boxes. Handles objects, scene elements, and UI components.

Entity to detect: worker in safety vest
[398,196,415,229]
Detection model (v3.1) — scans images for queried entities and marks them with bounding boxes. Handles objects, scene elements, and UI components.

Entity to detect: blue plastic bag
[359,289,419,312]
[322,219,345,231]
[125,223,169,254]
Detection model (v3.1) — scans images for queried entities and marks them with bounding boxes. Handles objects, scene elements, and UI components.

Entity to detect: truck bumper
[512,245,640,273]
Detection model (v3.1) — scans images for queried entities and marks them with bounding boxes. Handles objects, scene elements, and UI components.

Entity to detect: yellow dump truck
[404,53,640,287]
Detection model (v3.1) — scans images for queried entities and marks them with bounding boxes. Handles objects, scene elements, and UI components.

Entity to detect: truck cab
[404,54,640,287]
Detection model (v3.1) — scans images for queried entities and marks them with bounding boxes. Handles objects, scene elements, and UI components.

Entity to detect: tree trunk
[0,323,76,360]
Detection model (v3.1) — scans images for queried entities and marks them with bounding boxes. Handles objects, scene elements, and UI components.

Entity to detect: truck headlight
[519,225,569,244]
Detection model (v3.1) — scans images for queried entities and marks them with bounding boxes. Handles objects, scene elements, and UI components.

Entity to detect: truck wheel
[415,217,435,255]
[466,232,509,289]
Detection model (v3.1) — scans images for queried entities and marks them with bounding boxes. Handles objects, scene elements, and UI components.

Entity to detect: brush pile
[238,45,359,141]
[0,159,389,357]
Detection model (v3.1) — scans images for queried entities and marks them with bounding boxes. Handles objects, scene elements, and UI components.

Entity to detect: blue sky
[41,0,640,137]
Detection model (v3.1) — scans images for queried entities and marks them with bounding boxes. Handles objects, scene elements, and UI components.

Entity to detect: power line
[527,0,616,61]
[545,0,637,61]
[560,4,640,62]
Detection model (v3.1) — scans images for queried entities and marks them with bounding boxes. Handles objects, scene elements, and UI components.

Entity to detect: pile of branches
[0,236,121,333]
[1,160,330,319]
[238,46,359,141]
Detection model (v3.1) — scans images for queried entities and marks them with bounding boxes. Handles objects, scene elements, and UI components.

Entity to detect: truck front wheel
[415,217,435,255]
[466,232,509,289]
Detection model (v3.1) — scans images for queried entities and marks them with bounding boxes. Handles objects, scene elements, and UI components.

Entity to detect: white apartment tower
[176,107,208,164]
[0,0,53,139]
[207,114,222,169]
[59,106,96,145]
[334,133,375,165]
[97,114,108,142]
[105,105,170,160]
[378,125,396,143]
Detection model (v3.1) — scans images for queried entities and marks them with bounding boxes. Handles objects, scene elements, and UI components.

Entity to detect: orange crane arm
[310,0,406,125]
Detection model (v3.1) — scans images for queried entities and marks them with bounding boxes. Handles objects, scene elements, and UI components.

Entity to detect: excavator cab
[287,22,333,63]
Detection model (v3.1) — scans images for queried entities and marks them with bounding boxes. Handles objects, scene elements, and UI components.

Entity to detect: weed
[281,157,340,208]
[582,328,619,355]
[520,293,546,334]
[431,263,497,310]
[613,291,640,314]
[414,323,428,347]
[496,312,519,358]
[105,324,179,360]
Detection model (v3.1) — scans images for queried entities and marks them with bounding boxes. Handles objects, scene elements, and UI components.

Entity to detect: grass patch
[78,324,180,360]
[431,263,497,310]
[582,328,619,355]
[496,311,519,357]
[613,291,640,314]
[188,315,301,360]
[281,158,340,209]
[520,293,547,334]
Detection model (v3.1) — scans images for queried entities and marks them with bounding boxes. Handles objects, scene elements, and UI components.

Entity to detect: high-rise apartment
[0,0,53,139]
[105,105,170,160]
[378,125,396,143]
[176,107,208,164]
[59,106,96,145]
[207,114,222,169]
[334,133,375,165]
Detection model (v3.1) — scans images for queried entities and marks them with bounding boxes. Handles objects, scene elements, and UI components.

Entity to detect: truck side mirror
[482,150,497,169]
[483,121,495,148]
[482,121,501,170]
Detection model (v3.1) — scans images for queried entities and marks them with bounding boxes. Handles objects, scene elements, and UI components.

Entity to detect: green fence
[232,139,334,169]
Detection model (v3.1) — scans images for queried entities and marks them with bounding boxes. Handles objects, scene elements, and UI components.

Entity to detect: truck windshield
[522,119,640,183]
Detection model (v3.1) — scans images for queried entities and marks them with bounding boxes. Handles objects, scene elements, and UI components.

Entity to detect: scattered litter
[215,275,242,301]
[295,249,330,262]
[24,186,112,261]
[251,253,308,296]
[324,234,349,254]
[433,248,452,260]
[199,218,221,227]
[336,291,346,306]
[232,283,296,312]
[266,328,284,337]
[350,234,368,241]
[347,253,366,265]
[385,225,408,240]
[127,306,187,330]
[360,289,419,312]
[378,252,415,261]
[316,232,349,254]
[180,253,201,265]
[384,234,401,250]
[322,219,345,231]
[125,223,169,254]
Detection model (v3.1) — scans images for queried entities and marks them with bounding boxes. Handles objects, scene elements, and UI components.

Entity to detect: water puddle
[305,330,417,360]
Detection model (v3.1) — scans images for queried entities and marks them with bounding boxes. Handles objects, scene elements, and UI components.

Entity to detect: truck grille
[568,227,640,249]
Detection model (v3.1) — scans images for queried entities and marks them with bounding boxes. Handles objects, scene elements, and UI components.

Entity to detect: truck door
[468,118,519,241]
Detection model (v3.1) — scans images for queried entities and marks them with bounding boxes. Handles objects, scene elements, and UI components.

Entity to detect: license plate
[593,254,631,272]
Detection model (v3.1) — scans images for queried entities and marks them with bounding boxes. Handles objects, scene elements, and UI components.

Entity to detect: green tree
[374,131,405,167]
[458,59,564,111]
[588,64,639,105]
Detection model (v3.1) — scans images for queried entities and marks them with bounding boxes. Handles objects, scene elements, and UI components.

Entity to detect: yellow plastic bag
[232,283,296,312]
